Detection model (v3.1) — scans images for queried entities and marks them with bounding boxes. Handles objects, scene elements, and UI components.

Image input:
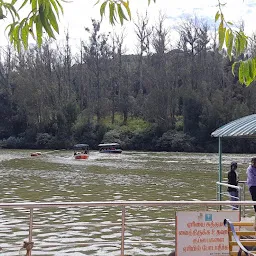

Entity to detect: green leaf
[31,0,37,13]
[240,60,253,86]
[45,4,50,17]
[238,62,244,84]
[248,59,254,80]
[48,6,59,33]
[49,0,60,18]
[235,36,240,57]
[117,4,128,25]
[100,1,107,17]
[232,62,237,76]
[6,24,15,43]
[28,15,35,27]
[94,0,100,6]
[21,23,29,49]
[109,2,115,25]
[225,28,229,49]
[6,22,18,37]
[13,25,21,52]
[19,17,27,28]
[215,11,220,22]
[39,5,55,38]
[218,21,226,50]
[117,5,124,25]
[121,1,131,20]
[244,60,249,80]
[227,30,233,59]
[237,32,247,54]
[253,58,256,78]
[54,0,64,14]
[36,15,43,46]
[18,0,29,11]
[244,60,253,86]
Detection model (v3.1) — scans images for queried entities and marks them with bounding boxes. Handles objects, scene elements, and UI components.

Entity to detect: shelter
[73,144,89,152]
[73,144,89,149]
[211,114,256,199]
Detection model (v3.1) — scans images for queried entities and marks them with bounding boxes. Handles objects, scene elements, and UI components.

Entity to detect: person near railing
[227,161,239,210]
[246,157,256,230]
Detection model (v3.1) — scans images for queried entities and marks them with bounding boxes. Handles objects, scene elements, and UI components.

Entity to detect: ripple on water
[0,150,252,255]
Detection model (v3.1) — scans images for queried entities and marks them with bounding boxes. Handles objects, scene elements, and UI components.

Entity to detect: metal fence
[216,181,248,217]
[1,201,256,256]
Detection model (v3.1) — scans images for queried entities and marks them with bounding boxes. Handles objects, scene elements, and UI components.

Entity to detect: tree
[1,0,63,51]
[83,19,111,124]
[1,0,254,86]
[133,12,152,96]
[109,31,128,124]
[98,0,256,87]
[148,13,174,131]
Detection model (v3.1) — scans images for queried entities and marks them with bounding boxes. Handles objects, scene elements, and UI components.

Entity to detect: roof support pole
[218,137,222,208]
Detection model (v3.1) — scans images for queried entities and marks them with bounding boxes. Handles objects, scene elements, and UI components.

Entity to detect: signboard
[176,211,239,256]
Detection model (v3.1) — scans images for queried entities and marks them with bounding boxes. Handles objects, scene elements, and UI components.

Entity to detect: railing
[224,218,256,256]
[216,181,247,217]
[1,201,256,256]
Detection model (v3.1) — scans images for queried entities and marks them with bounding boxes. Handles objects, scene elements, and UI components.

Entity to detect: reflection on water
[0,149,252,255]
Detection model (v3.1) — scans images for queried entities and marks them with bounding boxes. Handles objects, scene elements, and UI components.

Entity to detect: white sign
[176,211,239,256]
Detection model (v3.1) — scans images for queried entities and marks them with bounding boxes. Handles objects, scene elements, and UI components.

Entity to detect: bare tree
[134,12,152,97]
[83,20,111,124]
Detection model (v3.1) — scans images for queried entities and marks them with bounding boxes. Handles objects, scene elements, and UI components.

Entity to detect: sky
[1,0,256,54]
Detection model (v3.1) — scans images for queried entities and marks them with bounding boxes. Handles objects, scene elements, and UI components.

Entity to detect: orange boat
[74,153,89,160]
[73,144,89,160]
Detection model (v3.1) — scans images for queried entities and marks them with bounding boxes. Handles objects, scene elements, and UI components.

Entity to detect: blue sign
[205,213,212,221]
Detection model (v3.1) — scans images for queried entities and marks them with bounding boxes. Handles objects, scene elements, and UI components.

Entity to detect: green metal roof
[211,114,256,137]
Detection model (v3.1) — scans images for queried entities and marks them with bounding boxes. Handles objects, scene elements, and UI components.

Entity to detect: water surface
[0,149,252,255]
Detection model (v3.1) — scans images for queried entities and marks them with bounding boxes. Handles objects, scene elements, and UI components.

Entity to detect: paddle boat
[98,143,122,153]
[73,144,89,160]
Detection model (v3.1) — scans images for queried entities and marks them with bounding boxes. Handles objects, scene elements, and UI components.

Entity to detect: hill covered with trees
[0,17,256,153]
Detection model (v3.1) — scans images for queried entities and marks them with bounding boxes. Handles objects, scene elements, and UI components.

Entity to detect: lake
[0,149,254,255]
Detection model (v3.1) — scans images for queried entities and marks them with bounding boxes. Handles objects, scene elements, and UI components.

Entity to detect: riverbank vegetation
[0,17,256,152]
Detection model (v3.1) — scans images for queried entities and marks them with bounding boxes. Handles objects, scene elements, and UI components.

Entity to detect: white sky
[1,0,256,53]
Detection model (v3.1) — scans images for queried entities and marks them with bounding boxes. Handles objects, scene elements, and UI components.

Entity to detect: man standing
[247,157,256,230]
[227,162,239,210]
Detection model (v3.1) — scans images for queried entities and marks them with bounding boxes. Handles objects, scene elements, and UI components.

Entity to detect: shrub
[36,133,52,149]
[0,136,24,148]
[102,130,122,144]
[156,130,195,152]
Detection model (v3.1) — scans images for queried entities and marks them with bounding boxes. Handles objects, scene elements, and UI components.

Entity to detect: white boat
[98,143,122,153]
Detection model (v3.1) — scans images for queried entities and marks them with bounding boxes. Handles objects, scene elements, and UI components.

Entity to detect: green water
[0,149,252,255]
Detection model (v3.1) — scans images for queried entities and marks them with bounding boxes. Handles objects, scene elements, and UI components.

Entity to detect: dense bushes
[156,131,195,152]
[36,133,52,148]
[0,116,200,152]
[0,136,24,149]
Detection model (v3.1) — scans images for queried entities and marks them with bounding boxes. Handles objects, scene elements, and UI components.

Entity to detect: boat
[31,152,42,157]
[98,143,122,153]
[73,144,89,159]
